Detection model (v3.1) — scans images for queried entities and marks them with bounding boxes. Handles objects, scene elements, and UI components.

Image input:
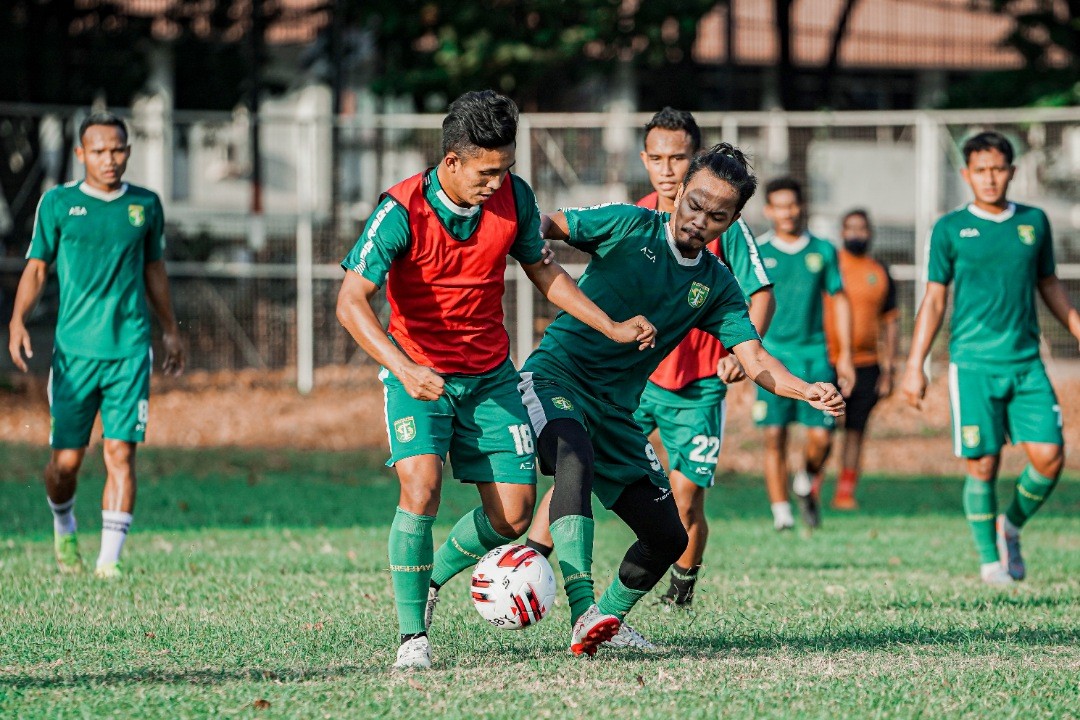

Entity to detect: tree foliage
[344,0,715,109]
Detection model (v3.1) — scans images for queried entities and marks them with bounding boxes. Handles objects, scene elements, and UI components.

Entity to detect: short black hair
[78,112,128,145]
[962,131,1014,166]
[764,176,803,204]
[643,107,701,153]
[441,90,519,157]
[842,208,872,228]
[683,143,757,212]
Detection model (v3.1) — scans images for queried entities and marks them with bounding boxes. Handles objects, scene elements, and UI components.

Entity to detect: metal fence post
[914,112,941,372]
[515,116,535,368]
[296,117,316,394]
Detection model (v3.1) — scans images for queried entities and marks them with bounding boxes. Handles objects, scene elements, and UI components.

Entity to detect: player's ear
[639,149,649,168]
[74,144,85,165]
[672,182,684,208]
[444,152,460,172]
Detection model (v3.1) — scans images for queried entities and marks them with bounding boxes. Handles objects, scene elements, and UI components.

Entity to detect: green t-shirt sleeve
[509,175,544,265]
[563,203,650,256]
[697,268,761,349]
[27,190,59,263]
[1037,210,1056,279]
[340,197,410,287]
[721,218,772,298]
[822,242,843,295]
[926,219,954,285]
[145,194,165,263]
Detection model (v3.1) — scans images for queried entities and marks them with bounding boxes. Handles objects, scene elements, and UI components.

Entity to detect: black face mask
[843,238,870,255]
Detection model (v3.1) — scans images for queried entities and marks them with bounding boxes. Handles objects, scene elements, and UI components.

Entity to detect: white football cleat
[996,515,1025,581]
[602,623,656,651]
[570,604,620,657]
[772,501,795,531]
[424,585,439,630]
[393,636,432,671]
[980,562,1015,587]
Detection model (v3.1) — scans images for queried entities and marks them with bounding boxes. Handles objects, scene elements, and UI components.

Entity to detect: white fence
[2,104,1080,389]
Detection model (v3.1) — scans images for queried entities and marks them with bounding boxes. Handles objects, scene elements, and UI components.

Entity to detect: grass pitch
[1,444,1078,719]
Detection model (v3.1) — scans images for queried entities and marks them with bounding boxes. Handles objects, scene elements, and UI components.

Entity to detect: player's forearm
[335,280,416,378]
[906,287,946,366]
[526,263,617,338]
[9,260,49,329]
[144,261,180,335]
[881,318,899,374]
[734,341,814,401]
[833,292,854,360]
[1037,275,1080,337]
[748,288,776,337]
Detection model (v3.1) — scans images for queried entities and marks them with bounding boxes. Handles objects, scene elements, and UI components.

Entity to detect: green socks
[597,576,649,621]
[388,508,436,636]
[962,476,998,564]
[431,506,516,587]
[1005,465,1059,528]
[549,515,595,624]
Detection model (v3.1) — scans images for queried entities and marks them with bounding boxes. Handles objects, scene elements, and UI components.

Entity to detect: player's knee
[49,454,82,482]
[967,455,999,481]
[1031,447,1064,479]
[398,484,441,516]
[490,502,534,539]
[763,428,786,451]
[103,441,136,469]
[661,523,690,565]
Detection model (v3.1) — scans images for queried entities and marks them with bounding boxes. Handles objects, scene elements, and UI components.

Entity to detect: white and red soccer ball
[470,544,557,630]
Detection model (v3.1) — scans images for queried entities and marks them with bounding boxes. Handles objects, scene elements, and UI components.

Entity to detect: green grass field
[1,443,1078,719]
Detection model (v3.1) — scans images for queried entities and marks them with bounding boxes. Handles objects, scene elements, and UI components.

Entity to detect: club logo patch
[552,397,574,411]
[1018,225,1036,245]
[128,204,146,227]
[688,281,710,309]
[962,425,981,448]
[764,257,778,269]
[394,416,417,443]
[805,253,823,273]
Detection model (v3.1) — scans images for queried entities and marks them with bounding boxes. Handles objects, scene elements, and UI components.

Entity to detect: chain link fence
[2,104,1079,386]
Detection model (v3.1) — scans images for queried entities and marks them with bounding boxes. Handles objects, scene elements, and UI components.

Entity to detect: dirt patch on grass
[4,363,1080,477]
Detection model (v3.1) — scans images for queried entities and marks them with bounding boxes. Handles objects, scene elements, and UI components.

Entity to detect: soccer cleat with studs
[602,623,657,651]
[570,604,620,657]
[94,561,123,580]
[393,635,432,671]
[980,563,1014,587]
[424,585,439,630]
[54,533,84,574]
[996,515,1025,581]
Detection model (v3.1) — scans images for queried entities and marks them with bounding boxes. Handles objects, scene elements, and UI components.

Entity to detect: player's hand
[161,330,186,377]
[401,364,446,402]
[540,240,556,265]
[876,368,894,398]
[7,322,32,373]
[836,356,856,397]
[717,354,746,383]
[608,315,657,351]
[901,364,927,409]
[805,382,846,417]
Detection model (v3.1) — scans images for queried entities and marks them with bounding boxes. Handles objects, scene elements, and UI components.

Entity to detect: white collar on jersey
[763,230,811,255]
[664,221,703,267]
[78,182,129,202]
[966,202,1016,223]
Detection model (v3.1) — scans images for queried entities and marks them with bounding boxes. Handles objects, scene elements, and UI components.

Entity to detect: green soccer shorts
[49,347,151,449]
[752,356,837,430]
[948,360,1063,459]
[379,358,536,484]
[518,370,668,509]
[634,395,726,489]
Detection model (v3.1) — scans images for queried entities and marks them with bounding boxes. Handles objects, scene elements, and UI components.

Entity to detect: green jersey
[523,203,760,412]
[758,232,843,362]
[927,202,1055,370]
[28,181,165,359]
[341,169,544,285]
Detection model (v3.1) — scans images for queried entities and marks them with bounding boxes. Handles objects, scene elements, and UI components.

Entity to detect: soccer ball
[470,544,557,630]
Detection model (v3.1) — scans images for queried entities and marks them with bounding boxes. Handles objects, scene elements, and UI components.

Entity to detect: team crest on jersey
[764,257,778,269]
[128,204,146,227]
[961,425,980,448]
[552,397,574,411]
[805,253,823,273]
[1018,225,1036,245]
[688,282,710,308]
[394,416,417,443]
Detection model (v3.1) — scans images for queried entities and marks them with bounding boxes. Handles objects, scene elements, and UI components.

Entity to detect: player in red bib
[336,90,655,670]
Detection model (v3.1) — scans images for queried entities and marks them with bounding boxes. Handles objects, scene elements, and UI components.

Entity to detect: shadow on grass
[0,663,386,689]
[1,444,1077,534]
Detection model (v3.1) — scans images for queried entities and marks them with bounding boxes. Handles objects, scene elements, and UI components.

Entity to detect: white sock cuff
[48,496,76,513]
[102,511,133,533]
